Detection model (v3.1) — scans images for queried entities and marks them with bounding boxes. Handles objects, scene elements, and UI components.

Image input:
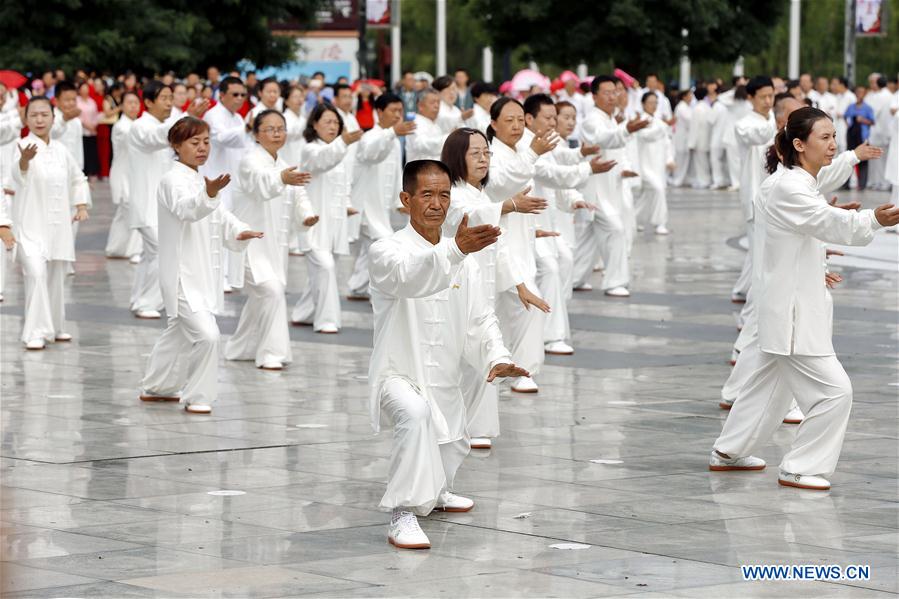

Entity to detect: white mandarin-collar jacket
[231,144,313,287]
[11,134,90,261]
[405,114,447,162]
[368,224,511,443]
[352,125,402,241]
[156,161,251,317]
[734,110,776,223]
[300,136,351,255]
[128,111,176,229]
[757,165,880,356]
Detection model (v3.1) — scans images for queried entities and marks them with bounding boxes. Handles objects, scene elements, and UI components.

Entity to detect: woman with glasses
[225,110,315,370]
[290,104,362,334]
[440,127,547,447]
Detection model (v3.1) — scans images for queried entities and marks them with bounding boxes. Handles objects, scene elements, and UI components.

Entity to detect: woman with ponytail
[711,107,899,491]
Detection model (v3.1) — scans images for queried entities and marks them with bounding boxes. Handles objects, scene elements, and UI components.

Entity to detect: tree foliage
[468,0,786,75]
[0,0,321,75]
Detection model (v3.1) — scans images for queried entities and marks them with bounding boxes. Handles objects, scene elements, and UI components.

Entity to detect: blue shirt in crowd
[844,102,875,140]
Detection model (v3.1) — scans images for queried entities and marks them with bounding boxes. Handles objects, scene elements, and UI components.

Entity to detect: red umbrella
[0,70,27,90]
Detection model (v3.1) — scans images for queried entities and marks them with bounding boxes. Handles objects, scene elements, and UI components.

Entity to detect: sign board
[857,0,885,36]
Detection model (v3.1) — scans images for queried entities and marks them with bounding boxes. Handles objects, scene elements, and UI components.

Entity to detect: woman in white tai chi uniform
[484,97,554,394]
[139,117,262,414]
[105,90,143,260]
[290,104,362,333]
[226,109,315,370]
[710,107,899,490]
[11,97,90,350]
[441,127,547,449]
[634,92,674,235]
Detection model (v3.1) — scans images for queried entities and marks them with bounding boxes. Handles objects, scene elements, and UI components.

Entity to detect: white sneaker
[25,338,46,350]
[778,471,830,490]
[470,437,492,449]
[709,450,766,471]
[782,405,804,424]
[135,309,161,319]
[129,254,142,264]
[55,333,73,342]
[731,292,746,304]
[185,404,212,415]
[0,293,4,302]
[511,376,539,393]
[259,362,284,371]
[726,185,740,192]
[573,283,593,292]
[729,349,739,366]
[604,286,630,297]
[719,398,734,410]
[545,341,574,355]
[435,491,474,513]
[317,324,339,334]
[388,511,430,549]
[654,225,670,235]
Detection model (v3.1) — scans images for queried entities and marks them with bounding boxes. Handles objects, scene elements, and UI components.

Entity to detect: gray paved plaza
[1,182,897,597]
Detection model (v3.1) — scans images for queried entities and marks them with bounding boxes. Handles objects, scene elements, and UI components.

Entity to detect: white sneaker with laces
[654,225,670,235]
[545,341,574,355]
[511,376,538,393]
[388,510,430,549]
[778,471,830,490]
[709,450,766,471]
[604,286,630,297]
[435,491,474,513]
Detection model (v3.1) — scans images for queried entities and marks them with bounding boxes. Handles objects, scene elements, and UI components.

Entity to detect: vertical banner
[856,0,885,36]
[366,0,391,28]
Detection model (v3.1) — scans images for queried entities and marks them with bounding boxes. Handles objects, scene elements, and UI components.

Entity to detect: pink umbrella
[559,70,579,84]
[499,80,514,95]
[510,69,550,93]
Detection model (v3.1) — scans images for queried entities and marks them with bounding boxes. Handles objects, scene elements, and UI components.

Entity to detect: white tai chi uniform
[405,114,448,162]
[0,111,23,299]
[128,111,176,314]
[50,109,84,275]
[443,182,522,439]
[336,107,361,243]
[369,225,511,515]
[202,103,250,288]
[634,115,674,228]
[671,100,693,187]
[141,162,250,407]
[708,99,731,188]
[436,101,463,134]
[833,90,857,154]
[866,88,893,190]
[282,107,308,252]
[347,125,402,297]
[105,114,142,258]
[714,166,882,478]
[486,138,546,378]
[291,136,351,330]
[723,150,860,403]
[689,100,712,188]
[525,130,591,346]
[225,144,313,367]
[720,90,751,189]
[887,93,899,204]
[573,105,631,291]
[731,110,775,300]
[11,134,90,343]
[465,104,491,134]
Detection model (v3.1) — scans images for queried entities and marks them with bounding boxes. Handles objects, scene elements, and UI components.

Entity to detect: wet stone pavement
[1,181,897,597]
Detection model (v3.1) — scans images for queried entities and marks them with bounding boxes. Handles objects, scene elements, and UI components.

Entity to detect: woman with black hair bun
[711,107,899,491]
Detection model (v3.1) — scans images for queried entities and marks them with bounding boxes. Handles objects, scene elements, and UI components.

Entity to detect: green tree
[0,0,321,75]
[468,0,785,76]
